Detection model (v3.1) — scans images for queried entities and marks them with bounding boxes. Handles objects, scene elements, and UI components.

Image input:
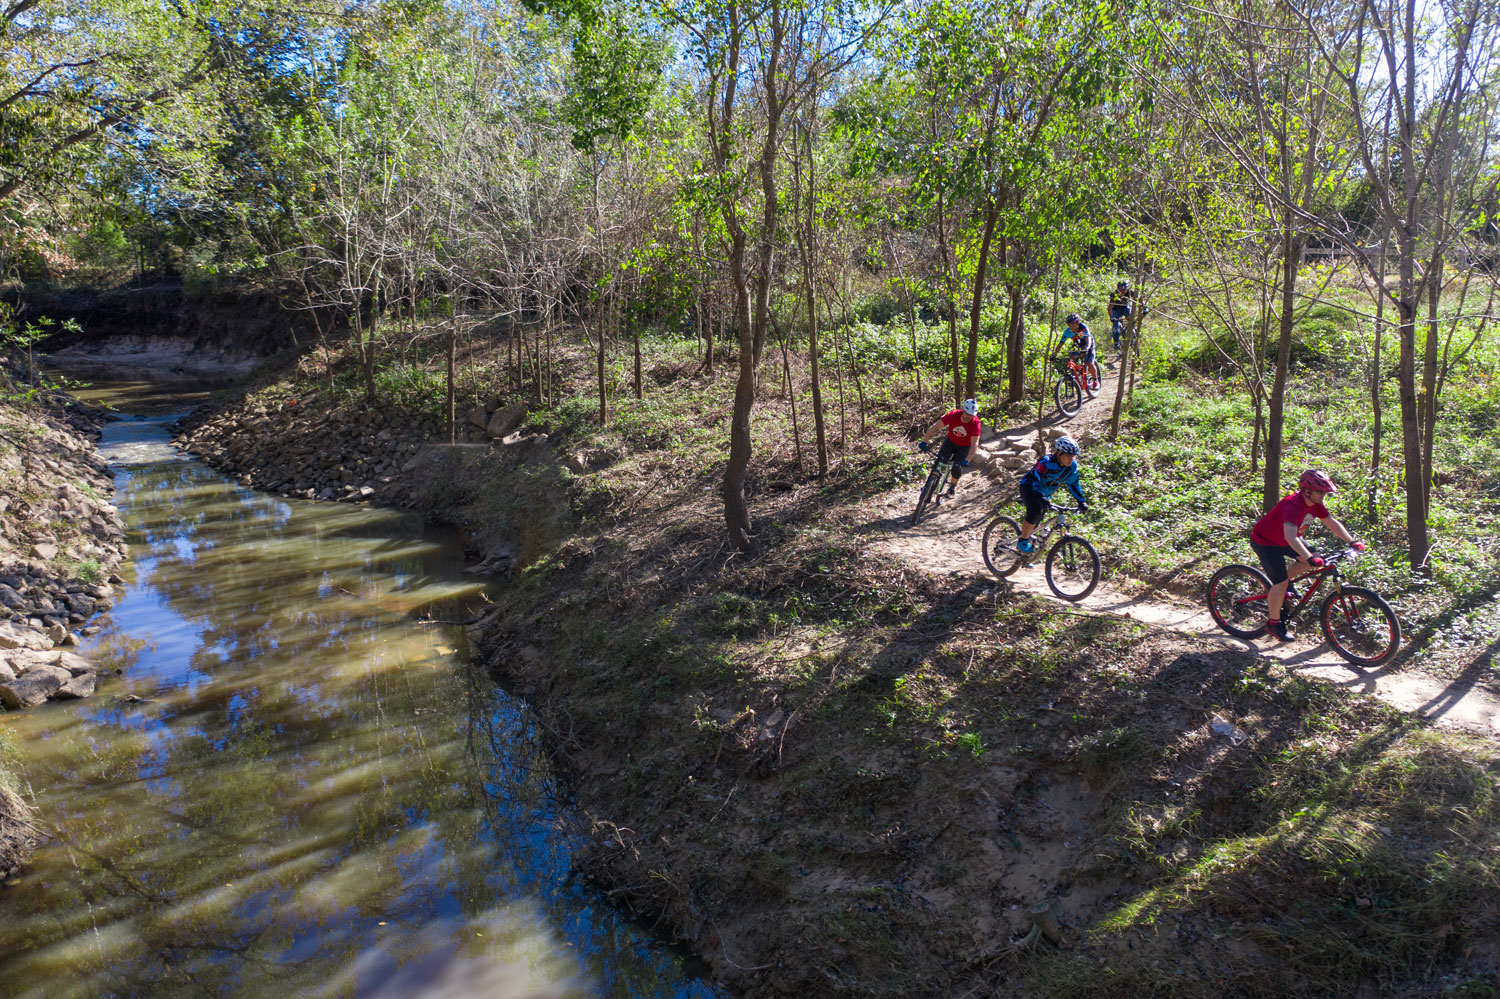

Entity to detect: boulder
[55,671,97,700]
[0,585,25,611]
[30,543,58,561]
[0,622,51,652]
[485,404,526,439]
[0,662,13,683]
[0,665,70,708]
[46,622,68,645]
[466,405,489,430]
[7,649,61,673]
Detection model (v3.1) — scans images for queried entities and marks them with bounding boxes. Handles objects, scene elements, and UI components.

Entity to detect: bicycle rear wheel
[1045,536,1100,601]
[981,516,1027,578]
[1206,564,1270,639]
[1054,376,1083,417]
[910,466,942,527]
[1321,586,1400,666]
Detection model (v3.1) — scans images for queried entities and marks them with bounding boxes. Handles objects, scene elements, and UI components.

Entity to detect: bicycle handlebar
[1313,546,1362,566]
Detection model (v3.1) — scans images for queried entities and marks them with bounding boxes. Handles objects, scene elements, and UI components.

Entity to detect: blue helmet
[1054,436,1081,455]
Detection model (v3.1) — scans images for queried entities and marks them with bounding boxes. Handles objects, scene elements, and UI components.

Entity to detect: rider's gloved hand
[958,459,970,468]
[1351,541,1367,552]
[1308,555,1326,568]
[917,440,930,452]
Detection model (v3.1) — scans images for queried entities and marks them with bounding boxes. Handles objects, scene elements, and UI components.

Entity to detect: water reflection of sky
[0,400,720,999]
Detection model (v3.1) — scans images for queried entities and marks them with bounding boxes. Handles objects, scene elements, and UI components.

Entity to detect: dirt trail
[865,358,1500,740]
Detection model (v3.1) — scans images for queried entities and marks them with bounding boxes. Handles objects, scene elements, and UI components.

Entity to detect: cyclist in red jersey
[917,398,982,499]
[1249,469,1365,642]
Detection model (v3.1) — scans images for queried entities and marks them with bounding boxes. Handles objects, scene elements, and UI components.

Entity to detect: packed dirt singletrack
[863,356,1500,741]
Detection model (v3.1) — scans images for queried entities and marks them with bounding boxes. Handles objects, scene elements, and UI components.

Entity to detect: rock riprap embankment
[0,377,127,711]
[175,391,532,505]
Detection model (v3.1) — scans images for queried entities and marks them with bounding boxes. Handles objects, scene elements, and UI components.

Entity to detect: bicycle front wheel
[981,516,1027,578]
[1206,565,1270,639]
[1321,586,1400,667]
[1045,536,1100,601]
[910,467,941,527]
[1054,377,1083,417]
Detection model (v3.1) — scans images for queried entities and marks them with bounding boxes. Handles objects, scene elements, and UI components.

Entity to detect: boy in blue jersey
[1017,436,1087,552]
[1056,313,1100,386]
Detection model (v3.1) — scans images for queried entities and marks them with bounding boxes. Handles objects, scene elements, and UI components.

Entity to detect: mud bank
[0,371,129,876]
[17,281,300,365]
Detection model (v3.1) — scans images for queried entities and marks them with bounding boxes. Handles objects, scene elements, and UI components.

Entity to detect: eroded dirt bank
[0,372,129,876]
[171,377,1500,999]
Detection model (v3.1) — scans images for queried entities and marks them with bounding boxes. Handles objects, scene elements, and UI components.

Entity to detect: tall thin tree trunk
[793,122,827,476]
[965,198,1000,399]
[446,323,457,445]
[1419,253,1441,518]
[839,296,867,433]
[774,314,803,472]
[1263,226,1300,510]
[829,298,848,450]
[890,238,922,406]
[1369,251,1386,522]
[934,189,962,407]
[1004,281,1025,405]
[633,309,643,400]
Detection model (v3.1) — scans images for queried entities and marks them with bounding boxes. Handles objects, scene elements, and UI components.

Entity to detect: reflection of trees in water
[0,458,713,999]
[459,664,717,998]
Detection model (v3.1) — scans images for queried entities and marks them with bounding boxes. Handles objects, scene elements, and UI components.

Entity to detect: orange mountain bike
[1206,547,1401,666]
[1052,351,1101,417]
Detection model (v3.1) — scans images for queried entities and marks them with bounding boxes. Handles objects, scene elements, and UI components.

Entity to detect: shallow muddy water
[0,380,718,999]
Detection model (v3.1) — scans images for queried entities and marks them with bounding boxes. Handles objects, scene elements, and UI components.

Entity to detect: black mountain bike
[910,449,958,527]
[1206,547,1400,666]
[981,501,1100,601]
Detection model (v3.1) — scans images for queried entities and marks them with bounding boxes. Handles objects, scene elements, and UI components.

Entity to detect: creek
[0,373,719,999]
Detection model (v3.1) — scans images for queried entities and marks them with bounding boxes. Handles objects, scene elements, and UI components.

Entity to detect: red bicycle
[1206,547,1401,666]
[1052,350,1101,417]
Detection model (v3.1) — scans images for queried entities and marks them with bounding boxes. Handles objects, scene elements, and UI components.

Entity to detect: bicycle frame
[1019,503,1079,560]
[1233,549,1357,619]
[1053,355,1089,393]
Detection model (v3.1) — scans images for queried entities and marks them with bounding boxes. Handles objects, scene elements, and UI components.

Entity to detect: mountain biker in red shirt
[917,399,982,499]
[1250,469,1365,642]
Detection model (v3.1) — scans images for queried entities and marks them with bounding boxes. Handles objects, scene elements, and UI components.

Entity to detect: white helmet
[961,398,979,416]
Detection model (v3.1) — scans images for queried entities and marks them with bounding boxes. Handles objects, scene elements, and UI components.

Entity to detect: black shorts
[1251,542,1297,585]
[1019,481,1046,524]
[936,439,971,477]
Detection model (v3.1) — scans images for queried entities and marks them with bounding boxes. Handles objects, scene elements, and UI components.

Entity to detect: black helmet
[1066,313,1081,324]
[1117,280,1130,289]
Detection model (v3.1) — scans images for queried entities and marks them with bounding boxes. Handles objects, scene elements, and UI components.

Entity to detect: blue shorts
[1251,542,1297,585]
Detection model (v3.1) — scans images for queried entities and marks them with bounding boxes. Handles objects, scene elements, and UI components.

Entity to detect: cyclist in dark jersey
[1249,469,1364,642]
[917,398,982,499]
[1056,313,1099,387]
[1107,281,1133,349]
